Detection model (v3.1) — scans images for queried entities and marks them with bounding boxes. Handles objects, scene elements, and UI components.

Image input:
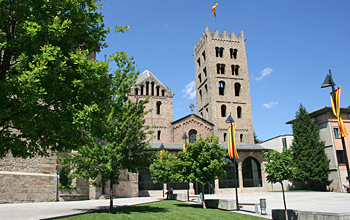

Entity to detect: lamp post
[182,132,189,201]
[321,70,350,187]
[226,113,239,211]
[160,143,165,198]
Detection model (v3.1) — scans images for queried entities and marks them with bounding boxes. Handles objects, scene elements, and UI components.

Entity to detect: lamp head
[182,132,188,140]
[226,113,235,124]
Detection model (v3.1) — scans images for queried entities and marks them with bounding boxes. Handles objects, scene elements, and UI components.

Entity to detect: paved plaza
[0,192,349,219]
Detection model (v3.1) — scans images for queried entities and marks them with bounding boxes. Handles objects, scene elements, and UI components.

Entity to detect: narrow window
[135,88,139,95]
[157,130,161,140]
[189,130,197,143]
[240,134,243,142]
[156,101,161,114]
[151,82,155,96]
[219,47,224,58]
[224,133,227,142]
[202,51,206,61]
[198,74,202,83]
[156,86,160,96]
[203,67,207,77]
[200,112,203,118]
[334,128,339,138]
[219,81,225,96]
[197,58,200,67]
[215,47,220,57]
[231,65,235,75]
[146,82,149,95]
[206,108,208,118]
[234,82,241,96]
[237,106,242,118]
[217,64,220,74]
[221,105,226,117]
[161,90,165,96]
[235,65,239,75]
[221,64,225,74]
[199,90,202,101]
[140,85,144,95]
[337,150,345,164]
[282,137,287,150]
[205,84,208,93]
[230,48,238,59]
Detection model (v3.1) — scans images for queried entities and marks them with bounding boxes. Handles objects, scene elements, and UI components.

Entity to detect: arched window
[203,67,207,77]
[219,159,239,188]
[157,130,161,140]
[161,90,165,96]
[140,85,144,95]
[206,108,208,118]
[189,129,197,143]
[156,101,161,115]
[205,84,208,93]
[199,90,202,102]
[223,133,227,142]
[234,83,241,96]
[240,134,243,142]
[200,112,203,118]
[215,47,220,57]
[221,105,226,117]
[135,88,139,95]
[235,65,239,75]
[237,106,242,118]
[146,81,149,95]
[202,50,206,61]
[231,65,239,76]
[242,157,262,187]
[151,82,155,96]
[230,48,238,59]
[219,81,225,95]
[198,74,202,83]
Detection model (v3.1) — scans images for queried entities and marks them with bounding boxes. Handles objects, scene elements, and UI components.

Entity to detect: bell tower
[193,26,254,144]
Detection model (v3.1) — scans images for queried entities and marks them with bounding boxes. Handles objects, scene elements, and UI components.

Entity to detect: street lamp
[160,143,165,198]
[182,132,189,201]
[321,70,350,187]
[226,113,239,211]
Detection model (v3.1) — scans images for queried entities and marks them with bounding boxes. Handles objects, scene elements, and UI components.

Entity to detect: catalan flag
[212,3,218,18]
[330,86,348,137]
[228,125,239,159]
[183,141,187,153]
[160,150,163,162]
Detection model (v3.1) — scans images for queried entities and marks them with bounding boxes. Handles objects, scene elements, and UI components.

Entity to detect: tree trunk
[202,185,206,209]
[281,181,288,220]
[109,172,113,213]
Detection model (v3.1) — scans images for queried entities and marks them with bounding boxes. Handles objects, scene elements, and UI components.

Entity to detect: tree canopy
[0,0,123,158]
[290,104,331,190]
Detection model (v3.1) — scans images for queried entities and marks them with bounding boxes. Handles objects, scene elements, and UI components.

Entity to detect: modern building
[286,106,350,192]
[260,134,293,152]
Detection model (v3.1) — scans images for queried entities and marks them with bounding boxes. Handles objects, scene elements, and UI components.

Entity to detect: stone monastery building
[0,27,270,203]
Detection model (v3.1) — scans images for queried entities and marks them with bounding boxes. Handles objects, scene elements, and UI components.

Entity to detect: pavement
[0,192,349,220]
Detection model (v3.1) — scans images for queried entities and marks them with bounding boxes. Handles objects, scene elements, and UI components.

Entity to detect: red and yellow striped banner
[183,142,187,153]
[160,150,163,162]
[330,86,348,137]
[228,125,239,159]
[212,3,218,18]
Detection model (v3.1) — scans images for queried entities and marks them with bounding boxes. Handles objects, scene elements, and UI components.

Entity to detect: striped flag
[183,142,187,152]
[330,86,348,137]
[212,3,218,18]
[228,125,239,159]
[160,150,163,162]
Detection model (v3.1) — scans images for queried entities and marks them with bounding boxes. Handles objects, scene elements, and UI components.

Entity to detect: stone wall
[0,172,56,204]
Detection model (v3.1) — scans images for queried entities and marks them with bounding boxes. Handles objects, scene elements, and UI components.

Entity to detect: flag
[160,150,163,162]
[228,125,239,159]
[212,3,218,18]
[183,142,187,152]
[330,86,348,137]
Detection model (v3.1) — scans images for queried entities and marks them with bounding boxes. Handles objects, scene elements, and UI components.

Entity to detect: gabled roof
[136,69,164,86]
[171,113,215,126]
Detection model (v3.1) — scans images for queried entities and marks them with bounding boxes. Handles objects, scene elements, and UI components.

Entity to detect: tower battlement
[194,26,244,55]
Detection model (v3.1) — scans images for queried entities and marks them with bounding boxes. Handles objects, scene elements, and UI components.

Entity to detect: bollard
[260,198,267,215]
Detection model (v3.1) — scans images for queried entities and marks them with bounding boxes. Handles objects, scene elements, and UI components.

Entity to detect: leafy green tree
[0,0,129,158]
[149,150,180,197]
[254,131,262,144]
[60,53,153,213]
[290,104,331,190]
[265,149,295,220]
[178,135,226,209]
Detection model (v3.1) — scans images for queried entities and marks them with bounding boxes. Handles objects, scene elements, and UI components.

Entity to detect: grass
[59,200,266,220]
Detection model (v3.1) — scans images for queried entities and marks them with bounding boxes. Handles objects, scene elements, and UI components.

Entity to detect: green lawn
[60,200,266,220]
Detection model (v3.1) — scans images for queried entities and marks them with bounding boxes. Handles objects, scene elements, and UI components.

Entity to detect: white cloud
[263,101,278,109]
[165,22,170,27]
[182,81,196,100]
[256,67,273,81]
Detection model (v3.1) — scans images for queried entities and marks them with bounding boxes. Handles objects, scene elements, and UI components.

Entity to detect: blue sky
[96,0,350,141]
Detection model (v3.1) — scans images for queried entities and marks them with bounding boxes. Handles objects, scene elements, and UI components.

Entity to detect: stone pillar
[189,183,195,195]
[238,162,243,191]
[214,179,220,194]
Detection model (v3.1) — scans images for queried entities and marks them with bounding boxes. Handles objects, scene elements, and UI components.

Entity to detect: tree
[60,52,153,213]
[178,135,226,209]
[290,104,331,190]
[149,150,180,197]
[0,0,126,158]
[254,131,262,144]
[265,149,295,220]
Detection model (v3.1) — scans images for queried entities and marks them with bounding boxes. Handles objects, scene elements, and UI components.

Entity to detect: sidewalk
[0,192,349,220]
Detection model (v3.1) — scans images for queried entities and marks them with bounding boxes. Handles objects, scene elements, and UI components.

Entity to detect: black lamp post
[321,70,350,187]
[160,143,165,198]
[226,113,239,211]
[182,132,189,201]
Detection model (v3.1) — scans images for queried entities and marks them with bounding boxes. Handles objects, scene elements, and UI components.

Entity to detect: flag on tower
[228,124,239,159]
[330,86,348,137]
[212,3,218,18]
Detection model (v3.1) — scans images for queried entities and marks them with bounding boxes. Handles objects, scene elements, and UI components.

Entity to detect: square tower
[193,26,254,144]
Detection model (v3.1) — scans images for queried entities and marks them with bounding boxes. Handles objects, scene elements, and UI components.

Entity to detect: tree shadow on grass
[174,203,203,209]
[113,205,168,214]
